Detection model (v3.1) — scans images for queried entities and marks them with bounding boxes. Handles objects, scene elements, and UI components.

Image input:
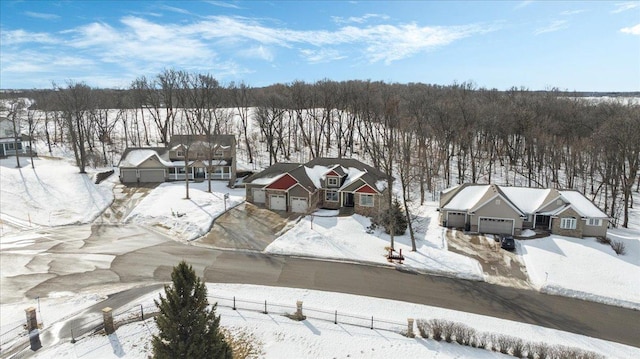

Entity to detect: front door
[343,193,354,207]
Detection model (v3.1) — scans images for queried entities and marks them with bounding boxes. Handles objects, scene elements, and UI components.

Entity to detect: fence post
[407,318,415,338]
[70,329,76,344]
[263,300,268,314]
[334,310,337,324]
[233,296,236,310]
[25,307,41,351]
[103,307,115,335]
[293,300,306,320]
[140,304,144,320]
[370,316,374,330]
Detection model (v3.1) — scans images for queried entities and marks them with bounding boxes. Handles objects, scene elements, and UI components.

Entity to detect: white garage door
[478,218,514,235]
[121,169,138,183]
[291,197,308,213]
[446,212,466,228]
[270,194,286,211]
[253,189,266,203]
[139,169,165,183]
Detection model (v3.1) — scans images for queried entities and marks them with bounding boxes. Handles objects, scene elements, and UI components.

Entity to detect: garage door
[478,218,513,235]
[291,197,308,213]
[269,194,286,211]
[121,169,138,183]
[446,212,466,228]
[253,189,266,203]
[139,169,165,183]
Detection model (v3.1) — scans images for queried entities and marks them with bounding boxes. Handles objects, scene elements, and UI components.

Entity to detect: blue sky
[1,1,639,91]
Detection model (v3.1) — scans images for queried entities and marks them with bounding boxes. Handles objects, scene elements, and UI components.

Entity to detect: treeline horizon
[1,70,638,230]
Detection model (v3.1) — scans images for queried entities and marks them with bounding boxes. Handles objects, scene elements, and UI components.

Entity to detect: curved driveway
[2,223,638,348]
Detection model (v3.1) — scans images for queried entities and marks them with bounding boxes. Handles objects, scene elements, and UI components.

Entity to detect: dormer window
[177,150,184,157]
[214,149,224,157]
[327,177,339,187]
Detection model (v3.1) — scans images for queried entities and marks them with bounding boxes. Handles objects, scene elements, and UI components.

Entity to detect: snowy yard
[265,205,484,281]
[519,232,640,309]
[125,180,245,241]
[4,284,637,359]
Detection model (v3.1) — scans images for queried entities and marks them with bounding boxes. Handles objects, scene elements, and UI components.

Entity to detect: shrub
[511,337,526,357]
[611,240,626,255]
[415,319,430,338]
[596,236,611,245]
[377,199,408,235]
[221,327,265,359]
[452,323,476,345]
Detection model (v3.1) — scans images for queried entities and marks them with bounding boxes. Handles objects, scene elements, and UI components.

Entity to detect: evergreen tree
[379,199,408,236]
[152,261,231,359]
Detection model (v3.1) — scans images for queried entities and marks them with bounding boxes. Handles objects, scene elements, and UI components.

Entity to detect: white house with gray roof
[439,184,609,238]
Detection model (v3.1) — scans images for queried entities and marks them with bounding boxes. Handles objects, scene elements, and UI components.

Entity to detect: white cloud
[560,9,587,16]
[515,1,534,9]
[205,1,242,9]
[24,11,60,20]
[332,13,390,24]
[620,23,640,35]
[157,4,191,15]
[238,45,275,61]
[534,20,569,35]
[611,2,639,14]
[0,29,58,45]
[299,48,346,63]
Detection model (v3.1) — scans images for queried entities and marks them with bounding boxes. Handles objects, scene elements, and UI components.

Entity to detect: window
[176,150,184,157]
[327,177,339,187]
[214,149,224,157]
[556,199,563,205]
[587,218,602,226]
[360,194,374,207]
[560,217,577,230]
[325,190,339,202]
[495,199,501,205]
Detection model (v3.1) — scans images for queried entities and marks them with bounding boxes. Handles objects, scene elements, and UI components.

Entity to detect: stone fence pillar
[407,318,415,338]
[25,307,41,350]
[103,307,115,335]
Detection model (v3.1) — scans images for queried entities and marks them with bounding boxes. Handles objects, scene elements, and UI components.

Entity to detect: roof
[169,134,236,148]
[440,184,608,219]
[559,190,608,218]
[118,147,170,167]
[244,157,391,193]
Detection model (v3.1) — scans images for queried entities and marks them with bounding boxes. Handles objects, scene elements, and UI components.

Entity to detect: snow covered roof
[559,190,608,218]
[441,184,608,219]
[442,185,490,211]
[500,187,551,214]
[119,148,171,167]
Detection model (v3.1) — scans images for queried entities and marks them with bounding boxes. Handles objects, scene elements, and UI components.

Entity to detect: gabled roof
[169,134,236,149]
[244,163,301,185]
[440,184,609,219]
[245,157,391,193]
[118,147,170,167]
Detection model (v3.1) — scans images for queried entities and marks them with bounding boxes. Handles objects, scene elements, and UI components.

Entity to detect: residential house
[244,157,391,216]
[119,134,236,186]
[438,184,609,238]
[0,117,37,158]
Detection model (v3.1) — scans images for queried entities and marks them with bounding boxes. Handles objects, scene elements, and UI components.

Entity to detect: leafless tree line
[6,72,639,228]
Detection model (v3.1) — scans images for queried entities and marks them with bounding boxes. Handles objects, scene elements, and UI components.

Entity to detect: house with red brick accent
[244,158,391,216]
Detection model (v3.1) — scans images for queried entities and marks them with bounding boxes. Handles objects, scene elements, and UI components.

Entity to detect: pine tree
[152,261,232,359]
[379,199,408,236]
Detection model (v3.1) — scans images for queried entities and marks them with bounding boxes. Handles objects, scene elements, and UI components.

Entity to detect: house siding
[582,219,608,237]
[551,207,584,238]
[469,198,523,234]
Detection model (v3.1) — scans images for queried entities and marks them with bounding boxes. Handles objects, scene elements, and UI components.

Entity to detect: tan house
[439,184,609,238]
[245,158,391,216]
[119,134,236,186]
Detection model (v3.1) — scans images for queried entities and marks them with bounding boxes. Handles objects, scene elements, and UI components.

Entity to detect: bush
[511,337,526,357]
[452,323,476,345]
[415,319,430,338]
[611,240,626,255]
[377,199,407,235]
[221,327,265,359]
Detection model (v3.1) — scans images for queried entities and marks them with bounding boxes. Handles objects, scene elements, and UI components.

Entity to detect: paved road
[2,223,639,349]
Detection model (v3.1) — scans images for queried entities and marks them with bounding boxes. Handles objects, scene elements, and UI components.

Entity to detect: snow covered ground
[125,180,245,241]
[265,205,484,281]
[519,233,640,310]
[0,157,113,231]
[5,284,637,359]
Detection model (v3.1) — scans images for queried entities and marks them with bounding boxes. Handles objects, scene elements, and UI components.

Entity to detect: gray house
[439,184,609,238]
[245,157,391,216]
[119,134,236,186]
